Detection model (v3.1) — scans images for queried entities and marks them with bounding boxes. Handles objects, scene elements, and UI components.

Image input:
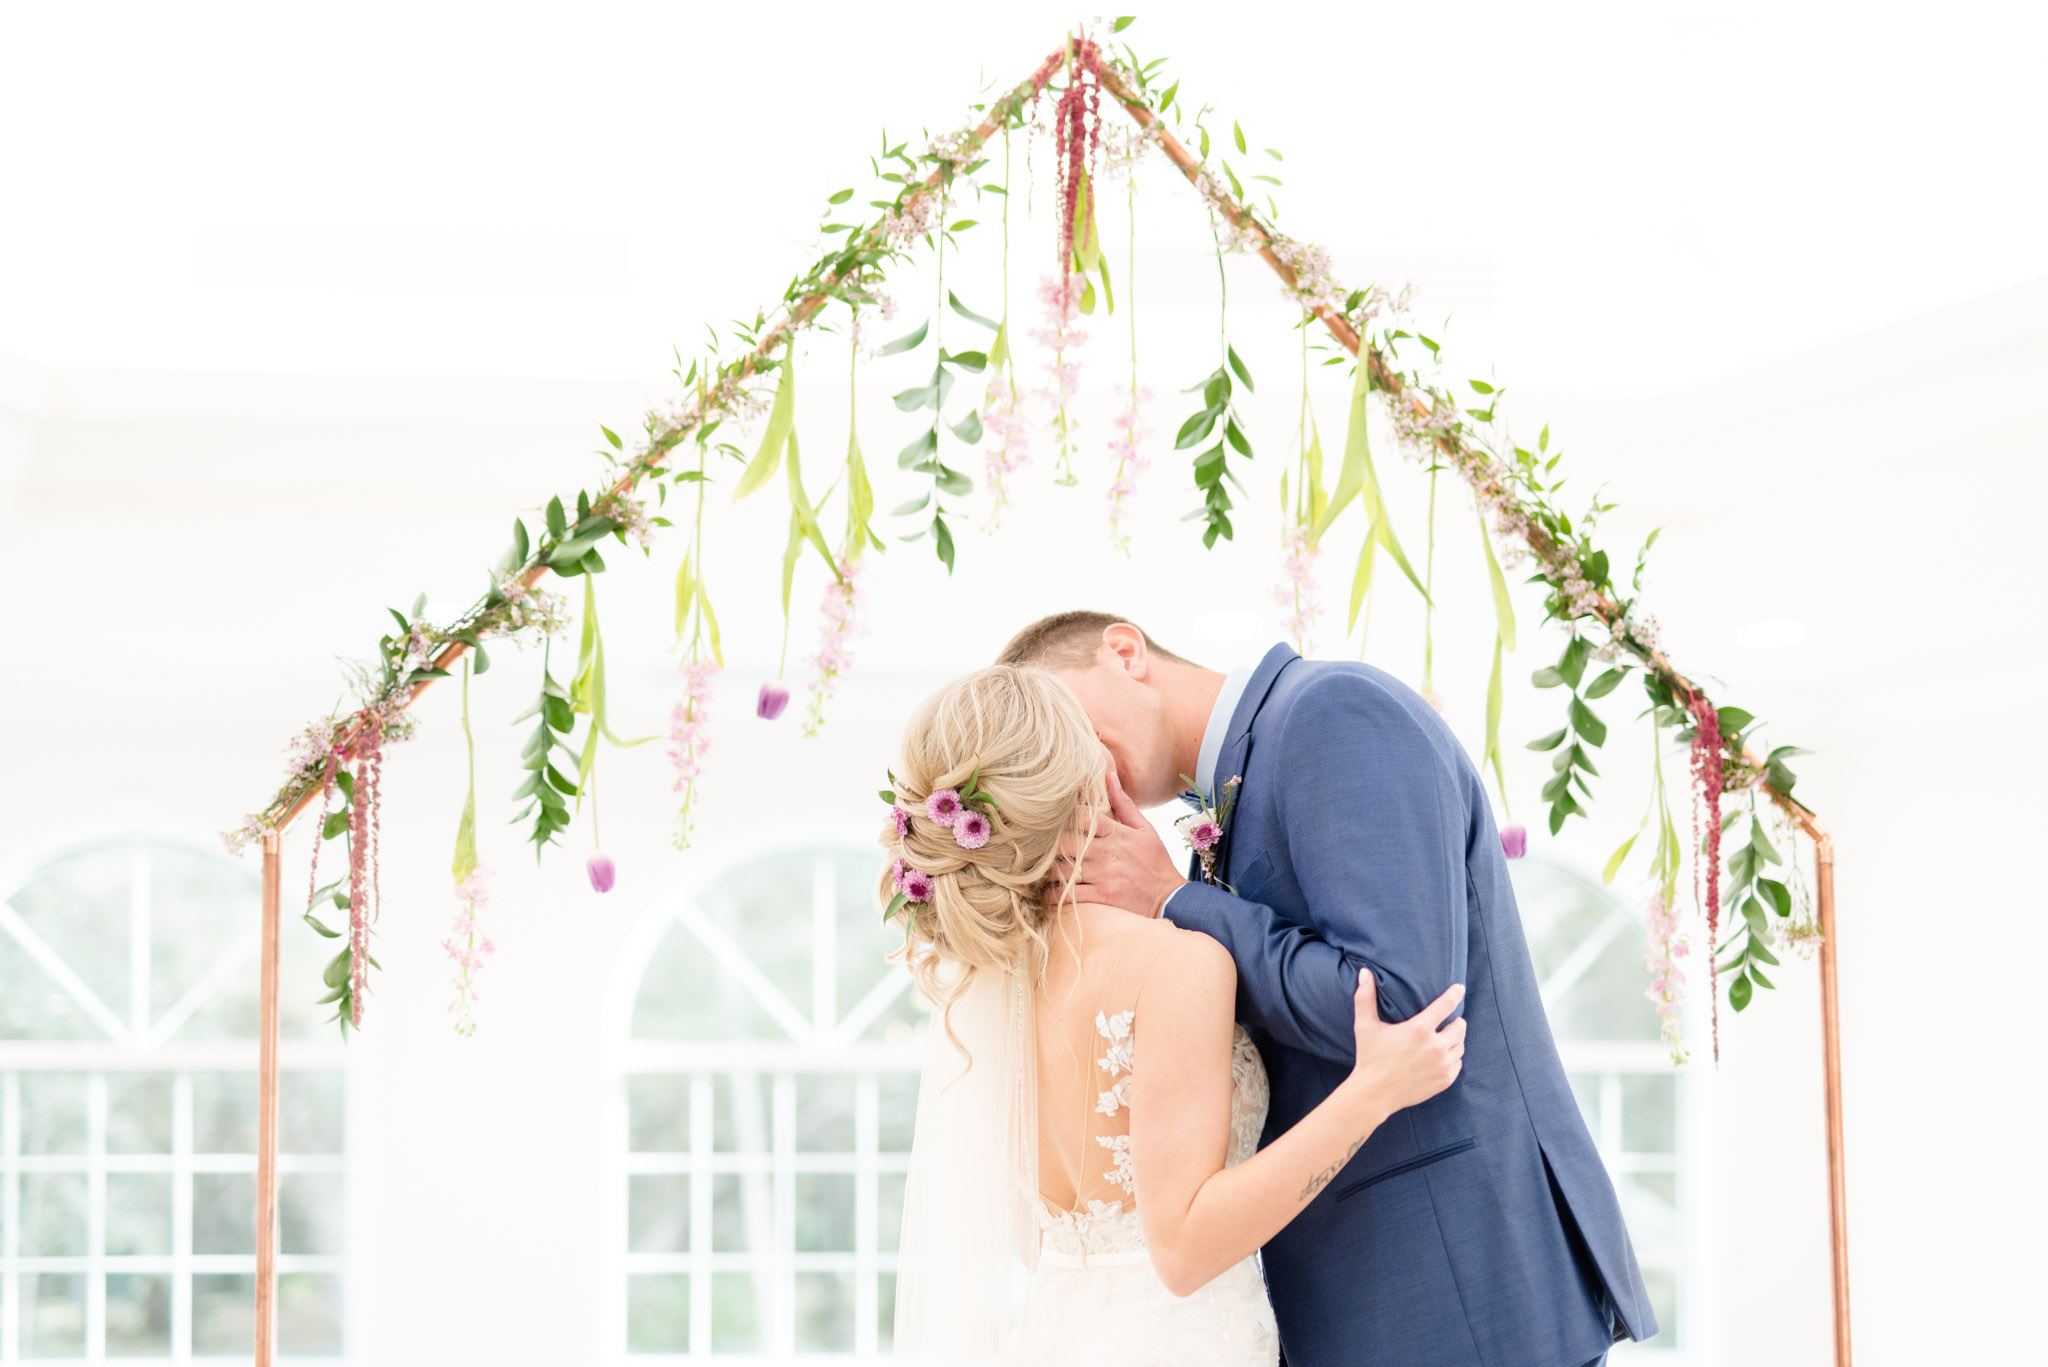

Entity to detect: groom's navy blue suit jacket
[1167,644,1657,1367]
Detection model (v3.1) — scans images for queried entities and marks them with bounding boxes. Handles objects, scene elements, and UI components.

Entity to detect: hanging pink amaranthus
[1688,696,1724,1060]
[1050,37,1106,268]
[345,715,387,1029]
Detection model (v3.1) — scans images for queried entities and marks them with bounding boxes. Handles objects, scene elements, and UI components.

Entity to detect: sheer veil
[892,958,1041,1365]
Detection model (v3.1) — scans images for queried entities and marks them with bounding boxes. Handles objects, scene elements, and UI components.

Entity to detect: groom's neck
[1160,659,1226,798]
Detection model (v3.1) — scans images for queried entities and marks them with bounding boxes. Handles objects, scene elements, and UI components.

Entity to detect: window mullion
[128,851,151,1045]
[171,1073,192,1361]
[4,1071,20,1363]
[772,1074,795,1356]
[689,1072,711,1356]
[811,860,837,1035]
[854,1073,877,1357]
[86,1074,106,1360]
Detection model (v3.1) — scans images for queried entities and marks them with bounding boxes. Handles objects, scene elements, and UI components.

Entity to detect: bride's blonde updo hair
[879,665,1107,1012]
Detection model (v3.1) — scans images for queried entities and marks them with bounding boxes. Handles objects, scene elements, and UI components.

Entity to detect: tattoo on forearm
[1298,1137,1366,1202]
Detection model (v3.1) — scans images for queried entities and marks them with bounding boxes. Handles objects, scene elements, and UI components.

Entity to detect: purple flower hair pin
[881,763,1001,852]
[877,763,1001,924]
[922,764,1000,851]
[884,857,936,925]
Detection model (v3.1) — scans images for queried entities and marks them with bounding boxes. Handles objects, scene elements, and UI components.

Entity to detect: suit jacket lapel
[1212,643,1298,886]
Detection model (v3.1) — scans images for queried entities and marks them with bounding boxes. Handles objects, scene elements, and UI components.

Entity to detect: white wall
[2,269,2042,1363]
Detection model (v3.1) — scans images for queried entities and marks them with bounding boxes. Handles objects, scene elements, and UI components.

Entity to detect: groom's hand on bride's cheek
[1046,767,1186,918]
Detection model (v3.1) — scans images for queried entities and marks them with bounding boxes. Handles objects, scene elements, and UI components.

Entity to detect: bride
[882,666,1467,1365]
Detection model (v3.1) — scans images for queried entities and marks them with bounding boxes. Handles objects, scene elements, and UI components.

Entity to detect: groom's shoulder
[1271,657,1429,725]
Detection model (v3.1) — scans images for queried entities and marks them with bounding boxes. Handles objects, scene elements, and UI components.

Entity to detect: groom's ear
[1102,623,1149,679]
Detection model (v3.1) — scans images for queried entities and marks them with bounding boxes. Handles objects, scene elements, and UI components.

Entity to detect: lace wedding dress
[1010,1015,1280,1365]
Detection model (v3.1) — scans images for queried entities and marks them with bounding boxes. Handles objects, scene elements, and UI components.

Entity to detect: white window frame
[602,836,922,1363]
[0,837,355,1364]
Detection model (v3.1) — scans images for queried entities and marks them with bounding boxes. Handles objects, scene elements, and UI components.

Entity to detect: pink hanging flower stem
[1643,889,1690,1065]
[801,557,864,737]
[444,865,496,1036]
[1688,695,1724,1061]
[304,758,335,922]
[668,659,717,849]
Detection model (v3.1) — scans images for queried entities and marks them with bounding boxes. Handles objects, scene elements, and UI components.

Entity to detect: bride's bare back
[1033,903,1235,1218]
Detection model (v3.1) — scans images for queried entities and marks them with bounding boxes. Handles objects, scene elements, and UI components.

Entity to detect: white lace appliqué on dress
[1010,1016,1279,1366]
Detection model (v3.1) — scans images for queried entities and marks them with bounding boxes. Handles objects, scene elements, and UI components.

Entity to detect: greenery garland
[223,22,1817,1055]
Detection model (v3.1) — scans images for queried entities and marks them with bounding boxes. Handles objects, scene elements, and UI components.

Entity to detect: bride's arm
[1130,931,1465,1298]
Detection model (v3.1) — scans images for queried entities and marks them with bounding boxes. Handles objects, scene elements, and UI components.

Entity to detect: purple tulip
[1500,823,1528,860]
[757,682,790,720]
[587,853,616,893]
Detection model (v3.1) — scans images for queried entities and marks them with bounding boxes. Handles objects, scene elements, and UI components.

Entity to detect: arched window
[1510,855,1702,1360]
[614,846,922,1359]
[0,841,351,1361]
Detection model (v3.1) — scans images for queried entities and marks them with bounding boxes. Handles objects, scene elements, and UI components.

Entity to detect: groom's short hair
[996,611,1192,673]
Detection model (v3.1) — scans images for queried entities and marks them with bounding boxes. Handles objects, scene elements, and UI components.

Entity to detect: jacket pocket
[1332,1138,1477,1202]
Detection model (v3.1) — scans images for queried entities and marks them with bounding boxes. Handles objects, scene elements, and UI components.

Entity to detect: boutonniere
[1174,773,1241,887]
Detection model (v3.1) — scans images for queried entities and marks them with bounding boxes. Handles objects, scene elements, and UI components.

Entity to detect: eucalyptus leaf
[1175,406,1221,450]
[1586,667,1628,699]
[879,320,929,356]
[948,290,999,330]
[1227,345,1254,392]
[897,426,938,469]
[1558,636,1593,690]
[1569,696,1608,747]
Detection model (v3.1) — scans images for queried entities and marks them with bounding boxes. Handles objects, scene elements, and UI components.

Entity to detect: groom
[1001,612,1658,1367]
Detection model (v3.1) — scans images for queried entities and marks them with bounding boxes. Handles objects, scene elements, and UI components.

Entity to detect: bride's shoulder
[1067,905,1233,992]
[1152,921,1235,992]
[1101,911,1234,992]
[1134,922,1236,1045]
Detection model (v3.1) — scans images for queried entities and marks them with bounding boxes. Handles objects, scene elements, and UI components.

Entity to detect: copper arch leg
[257,834,282,1367]
[1806,823,1851,1365]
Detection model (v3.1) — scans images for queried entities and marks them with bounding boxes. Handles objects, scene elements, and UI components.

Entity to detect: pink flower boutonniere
[1175,774,1242,888]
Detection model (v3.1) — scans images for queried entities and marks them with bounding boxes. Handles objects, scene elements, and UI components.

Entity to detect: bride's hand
[1348,970,1466,1113]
